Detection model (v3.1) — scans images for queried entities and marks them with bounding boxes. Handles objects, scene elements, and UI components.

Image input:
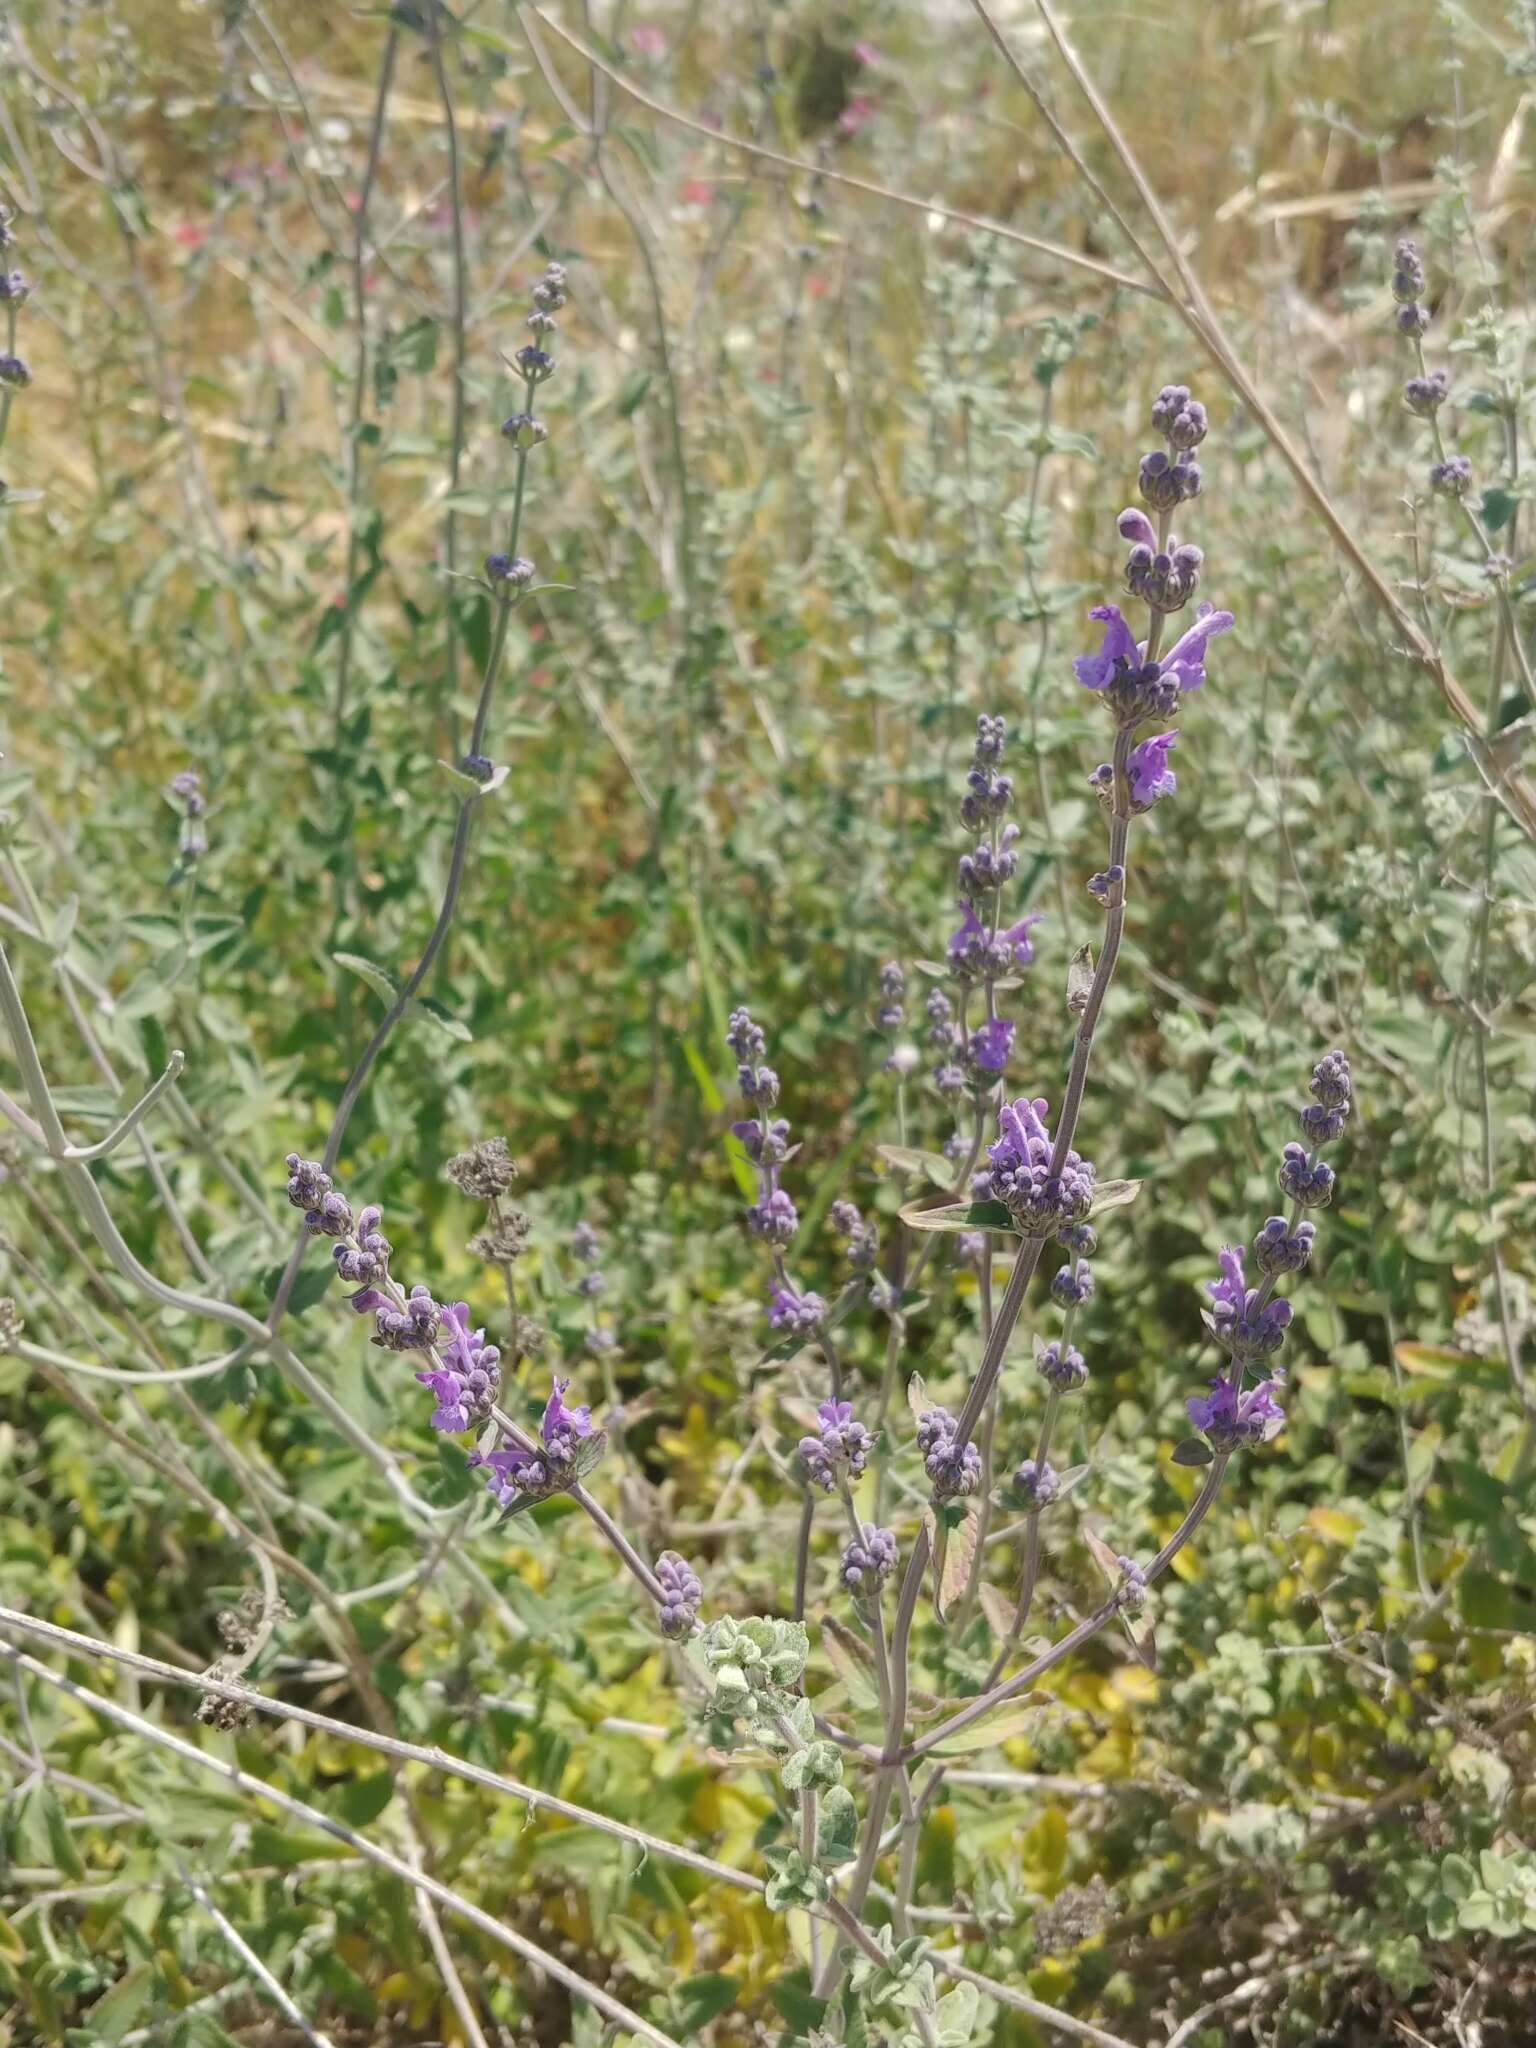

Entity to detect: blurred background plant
[0,0,1534,2043]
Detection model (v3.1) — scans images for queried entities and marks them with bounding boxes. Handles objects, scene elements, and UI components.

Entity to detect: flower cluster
[485,261,568,597]
[1035,1338,1088,1391]
[279,1154,568,1449]
[167,769,208,866]
[730,1007,830,1344]
[798,1399,877,1491]
[915,1405,982,1502]
[830,1199,880,1277]
[1186,1052,1352,1452]
[840,1523,898,1594]
[979,1095,1096,1238]
[1392,240,1471,503]
[474,1378,597,1511]
[0,208,30,403]
[655,1551,703,1638]
[1012,1457,1059,1507]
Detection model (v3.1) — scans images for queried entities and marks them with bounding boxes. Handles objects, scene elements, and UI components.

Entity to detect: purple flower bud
[1308,1049,1352,1110]
[501,411,548,448]
[1279,1144,1335,1208]
[1036,1339,1088,1391]
[371,1283,443,1353]
[0,354,32,389]
[1392,240,1427,303]
[770,1282,828,1339]
[916,1406,981,1501]
[514,344,556,383]
[1116,1556,1149,1611]
[1404,370,1449,416]
[748,1188,798,1244]
[1252,1215,1315,1277]
[1013,1456,1059,1506]
[1430,455,1472,498]
[840,1523,897,1593]
[1050,1260,1094,1307]
[1206,1244,1292,1358]
[655,1550,702,1637]
[798,1398,877,1489]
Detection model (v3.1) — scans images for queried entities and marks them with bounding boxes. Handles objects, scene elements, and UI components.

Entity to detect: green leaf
[675,1974,740,2030]
[1171,1437,1213,1466]
[876,1143,957,1189]
[337,1770,396,1826]
[405,994,473,1042]
[1089,1178,1142,1216]
[333,951,400,1005]
[899,1199,1017,1235]
[1440,1852,1476,1902]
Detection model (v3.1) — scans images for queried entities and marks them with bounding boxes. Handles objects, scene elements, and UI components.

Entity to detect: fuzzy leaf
[877,1143,957,1189]
[1088,1178,1142,1216]
[907,1372,929,1423]
[899,1199,1017,1235]
[332,951,400,1005]
[978,1583,1017,1641]
[937,1506,978,1622]
[1171,1437,1214,1466]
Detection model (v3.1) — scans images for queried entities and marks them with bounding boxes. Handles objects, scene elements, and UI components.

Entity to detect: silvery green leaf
[1172,1436,1214,1466]
[572,1429,609,1477]
[899,1198,1016,1234]
[1089,1178,1142,1215]
[877,1142,957,1189]
[332,951,400,1004]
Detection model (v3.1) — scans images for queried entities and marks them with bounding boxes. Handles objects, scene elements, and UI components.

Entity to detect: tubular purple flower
[1187,1375,1286,1449]
[1126,730,1179,809]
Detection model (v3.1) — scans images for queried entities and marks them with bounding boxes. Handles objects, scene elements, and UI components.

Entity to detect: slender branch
[57,1050,185,1161]
[7,1648,686,2048]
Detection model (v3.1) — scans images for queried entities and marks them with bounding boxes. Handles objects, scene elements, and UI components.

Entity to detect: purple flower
[475,1376,597,1510]
[748,1187,798,1244]
[987,1094,1096,1236]
[1050,1261,1094,1307]
[1126,730,1178,809]
[428,1301,502,1427]
[415,1365,472,1434]
[799,1398,877,1490]
[1187,1375,1286,1450]
[1253,1215,1316,1277]
[770,1282,828,1338]
[1205,1245,1293,1359]
[999,912,1043,969]
[967,1017,1014,1075]
[542,1375,594,1453]
[1073,602,1234,699]
[947,901,988,978]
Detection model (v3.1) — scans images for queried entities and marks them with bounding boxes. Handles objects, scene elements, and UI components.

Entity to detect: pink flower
[172,221,206,249]
[631,23,666,55]
[854,39,880,65]
[839,95,876,136]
